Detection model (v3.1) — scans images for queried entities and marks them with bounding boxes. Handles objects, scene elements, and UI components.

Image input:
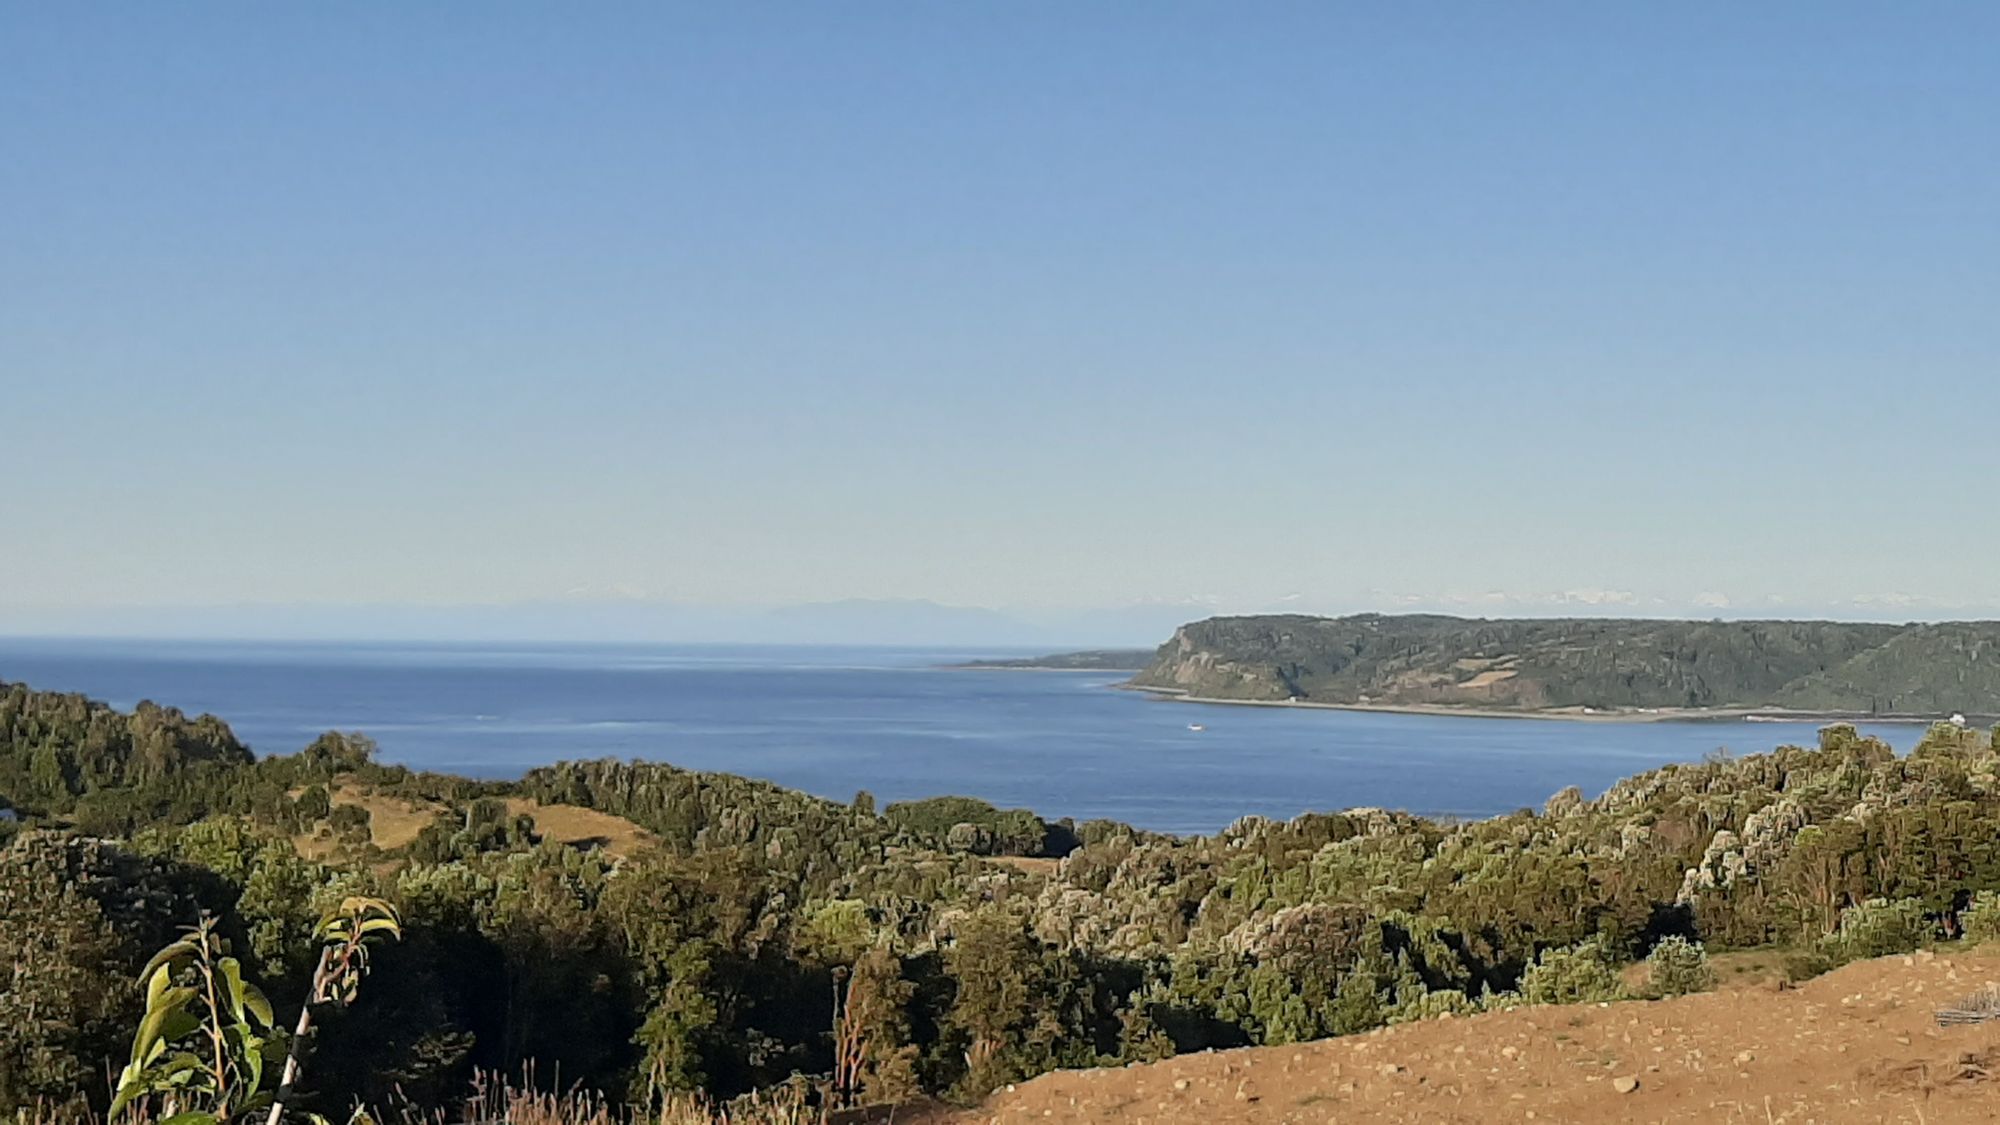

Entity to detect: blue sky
[4,4,1997,635]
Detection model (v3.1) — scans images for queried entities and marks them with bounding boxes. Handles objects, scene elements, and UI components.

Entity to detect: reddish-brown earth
[935,949,2000,1124]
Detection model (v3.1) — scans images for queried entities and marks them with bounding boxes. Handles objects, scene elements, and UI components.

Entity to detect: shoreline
[943,662,1148,673]
[1115,683,1961,726]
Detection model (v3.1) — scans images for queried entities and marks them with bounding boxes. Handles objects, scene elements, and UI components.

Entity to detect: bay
[0,637,1917,835]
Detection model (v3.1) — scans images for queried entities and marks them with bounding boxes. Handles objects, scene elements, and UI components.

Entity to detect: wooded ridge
[1129,614,2000,715]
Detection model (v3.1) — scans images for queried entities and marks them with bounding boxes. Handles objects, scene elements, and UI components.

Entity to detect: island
[1126,613,2000,720]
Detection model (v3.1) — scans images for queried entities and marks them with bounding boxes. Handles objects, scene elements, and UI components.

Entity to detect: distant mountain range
[0,598,1209,649]
[1127,614,2000,717]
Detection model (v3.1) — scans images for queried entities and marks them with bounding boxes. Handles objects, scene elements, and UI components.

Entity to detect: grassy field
[291,782,657,861]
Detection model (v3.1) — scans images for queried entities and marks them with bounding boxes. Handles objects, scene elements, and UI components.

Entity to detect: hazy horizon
[6,593,1999,650]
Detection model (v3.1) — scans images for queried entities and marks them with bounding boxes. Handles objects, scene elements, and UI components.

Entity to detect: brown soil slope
[953,950,2000,1124]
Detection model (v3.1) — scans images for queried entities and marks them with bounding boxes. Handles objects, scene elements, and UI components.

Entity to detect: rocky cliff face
[1131,626,1274,699]
[1129,614,1552,705]
[1129,620,1547,705]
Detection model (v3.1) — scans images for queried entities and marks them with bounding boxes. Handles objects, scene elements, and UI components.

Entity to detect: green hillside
[1773,623,2000,713]
[1129,614,1999,715]
[10,671,2000,1124]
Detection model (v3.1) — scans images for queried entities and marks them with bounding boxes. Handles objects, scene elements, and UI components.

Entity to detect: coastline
[944,663,1148,673]
[1115,683,1953,726]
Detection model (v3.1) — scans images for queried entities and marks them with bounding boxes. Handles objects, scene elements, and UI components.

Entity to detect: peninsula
[954,648,1156,671]
[1124,613,2000,719]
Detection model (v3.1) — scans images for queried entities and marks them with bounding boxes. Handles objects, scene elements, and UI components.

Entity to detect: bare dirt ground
[945,949,2000,1124]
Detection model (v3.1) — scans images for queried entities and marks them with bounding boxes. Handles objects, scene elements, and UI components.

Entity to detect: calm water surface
[0,639,1916,835]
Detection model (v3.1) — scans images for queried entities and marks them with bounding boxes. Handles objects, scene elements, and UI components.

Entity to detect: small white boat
[1187,723,1205,732]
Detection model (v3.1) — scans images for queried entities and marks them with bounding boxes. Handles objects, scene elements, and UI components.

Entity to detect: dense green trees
[8,678,2000,1120]
[0,682,253,828]
[1133,614,2000,713]
[0,839,136,1112]
[883,796,1074,857]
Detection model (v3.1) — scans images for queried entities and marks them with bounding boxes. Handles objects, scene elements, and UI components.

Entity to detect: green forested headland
[9,676,2000,1121]
[1130,613,2000,715]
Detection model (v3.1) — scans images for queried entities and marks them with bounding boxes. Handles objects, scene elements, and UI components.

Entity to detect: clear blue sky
[4,4,1997,633]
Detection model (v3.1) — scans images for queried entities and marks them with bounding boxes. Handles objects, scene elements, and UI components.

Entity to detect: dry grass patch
[286,785,655,862]
[339,784,447,849]
[504,798,658,858]
[292,782,449,860]
[986,855,1060,876]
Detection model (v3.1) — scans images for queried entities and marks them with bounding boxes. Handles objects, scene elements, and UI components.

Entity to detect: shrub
[328,803,372,836]
[1643,936,1714,997]
[1782,949,1835,984]
[1962,891,2000,943]
[944,822,996,854]
[886,797,1054,856]
[1392,987,1478,1023]
[1818,897,1932,964]
[1520,940,1625,1005]
[1328,964,1386,1036]
[295,784,333,822]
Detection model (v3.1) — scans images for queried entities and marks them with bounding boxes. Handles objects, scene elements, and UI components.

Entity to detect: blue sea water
[0,638,1918,836]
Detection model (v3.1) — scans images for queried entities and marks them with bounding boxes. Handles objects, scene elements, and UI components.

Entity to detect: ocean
[0,637,1919,836]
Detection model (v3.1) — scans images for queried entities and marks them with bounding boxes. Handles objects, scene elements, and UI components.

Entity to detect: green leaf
[244,1035,265,1093]
[241,980,276,1029]
[160,1112,219,1125]
[132,1012,200,1072]
[145,963,173,1010]
[139,940,197,986]
[220,957,248,1022]
[158,1009,202,1048]
[110,1074,143,1119]
[131,987,198,1065]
